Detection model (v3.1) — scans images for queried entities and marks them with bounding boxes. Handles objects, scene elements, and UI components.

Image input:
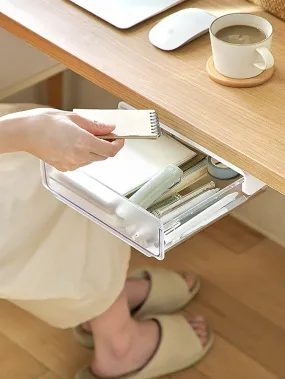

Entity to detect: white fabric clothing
[0,104,131,328]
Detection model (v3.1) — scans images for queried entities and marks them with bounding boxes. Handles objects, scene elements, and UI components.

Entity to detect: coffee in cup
[215,25,266,45]
[209,13,274,79]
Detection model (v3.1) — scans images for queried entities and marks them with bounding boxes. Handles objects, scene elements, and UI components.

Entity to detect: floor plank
[246,238,285,287]
[204,216,264,254]
[0,301,91,379]
[0,331,46,379]
[196,335,279,379]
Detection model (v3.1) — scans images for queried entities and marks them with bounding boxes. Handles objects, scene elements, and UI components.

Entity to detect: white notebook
[78,133,196,196]
[73,109,161,139]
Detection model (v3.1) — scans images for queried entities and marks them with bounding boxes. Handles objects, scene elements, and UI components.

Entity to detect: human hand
[20,108,124,171]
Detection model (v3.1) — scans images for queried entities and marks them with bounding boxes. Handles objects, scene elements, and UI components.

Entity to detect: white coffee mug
[209,13,274,79]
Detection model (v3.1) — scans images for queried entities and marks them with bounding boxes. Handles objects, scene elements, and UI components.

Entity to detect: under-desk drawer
[41,102,266,260]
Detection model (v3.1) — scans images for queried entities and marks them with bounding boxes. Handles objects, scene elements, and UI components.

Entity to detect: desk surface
[1,0,285,193]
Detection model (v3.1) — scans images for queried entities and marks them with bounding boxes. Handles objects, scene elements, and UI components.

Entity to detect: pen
[151,181,216,218]
[161,188,220,225]
[148,193,181,213]
[164,192,238,245]
[164,187,222,232]
[179,196,245,241]
[165,183,236,231]
[166,207,228,247]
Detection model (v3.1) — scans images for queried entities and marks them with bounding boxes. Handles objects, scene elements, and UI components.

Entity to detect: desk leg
[47,72,63,109]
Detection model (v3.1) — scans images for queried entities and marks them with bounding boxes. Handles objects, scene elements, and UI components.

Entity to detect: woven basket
[247,0,285,20]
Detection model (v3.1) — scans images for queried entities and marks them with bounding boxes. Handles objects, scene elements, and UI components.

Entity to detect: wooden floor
[1,216,285,379]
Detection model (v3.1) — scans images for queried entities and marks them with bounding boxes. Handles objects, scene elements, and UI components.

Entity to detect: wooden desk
[1,0,285,193]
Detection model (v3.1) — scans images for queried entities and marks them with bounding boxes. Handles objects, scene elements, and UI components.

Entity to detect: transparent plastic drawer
[40,103,267,260]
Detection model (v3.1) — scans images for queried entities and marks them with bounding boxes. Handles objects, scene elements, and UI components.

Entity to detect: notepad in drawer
[74,109,161,139]
[79,134,196,196]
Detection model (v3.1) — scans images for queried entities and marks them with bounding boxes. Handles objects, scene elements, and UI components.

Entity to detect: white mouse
[149,8,216,51]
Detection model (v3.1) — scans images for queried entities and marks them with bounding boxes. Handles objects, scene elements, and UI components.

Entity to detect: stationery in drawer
[148,181,216,217]
[152,157,208,203]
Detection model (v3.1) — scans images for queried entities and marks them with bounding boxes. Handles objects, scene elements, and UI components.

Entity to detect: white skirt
[0,105,130,328]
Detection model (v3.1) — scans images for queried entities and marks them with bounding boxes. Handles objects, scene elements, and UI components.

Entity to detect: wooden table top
[1,0,285,193]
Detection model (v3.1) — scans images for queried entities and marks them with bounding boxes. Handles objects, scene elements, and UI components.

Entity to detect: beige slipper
[73,268,200,349]
[75,314,214,379]
[130,268,200,318]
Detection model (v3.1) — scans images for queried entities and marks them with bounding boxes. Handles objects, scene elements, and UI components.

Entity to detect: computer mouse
[149,8,216,51]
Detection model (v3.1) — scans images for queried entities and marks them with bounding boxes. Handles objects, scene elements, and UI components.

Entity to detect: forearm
[0,113,29,154]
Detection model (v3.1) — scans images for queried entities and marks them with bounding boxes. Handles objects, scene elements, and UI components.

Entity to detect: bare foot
[91,316,207,378]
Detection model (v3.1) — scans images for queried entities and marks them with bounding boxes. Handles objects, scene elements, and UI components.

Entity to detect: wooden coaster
[206,56,274,88]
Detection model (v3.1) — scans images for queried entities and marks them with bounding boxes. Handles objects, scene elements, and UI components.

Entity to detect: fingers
[71,114,115,136]
[89,137,124,158]
[53,115,124,171]
[69,114,124,157]
[92,121,116,136]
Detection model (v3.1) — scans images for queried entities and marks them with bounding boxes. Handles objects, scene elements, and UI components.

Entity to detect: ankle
[91,320,141,376]
[97,319,139,359]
